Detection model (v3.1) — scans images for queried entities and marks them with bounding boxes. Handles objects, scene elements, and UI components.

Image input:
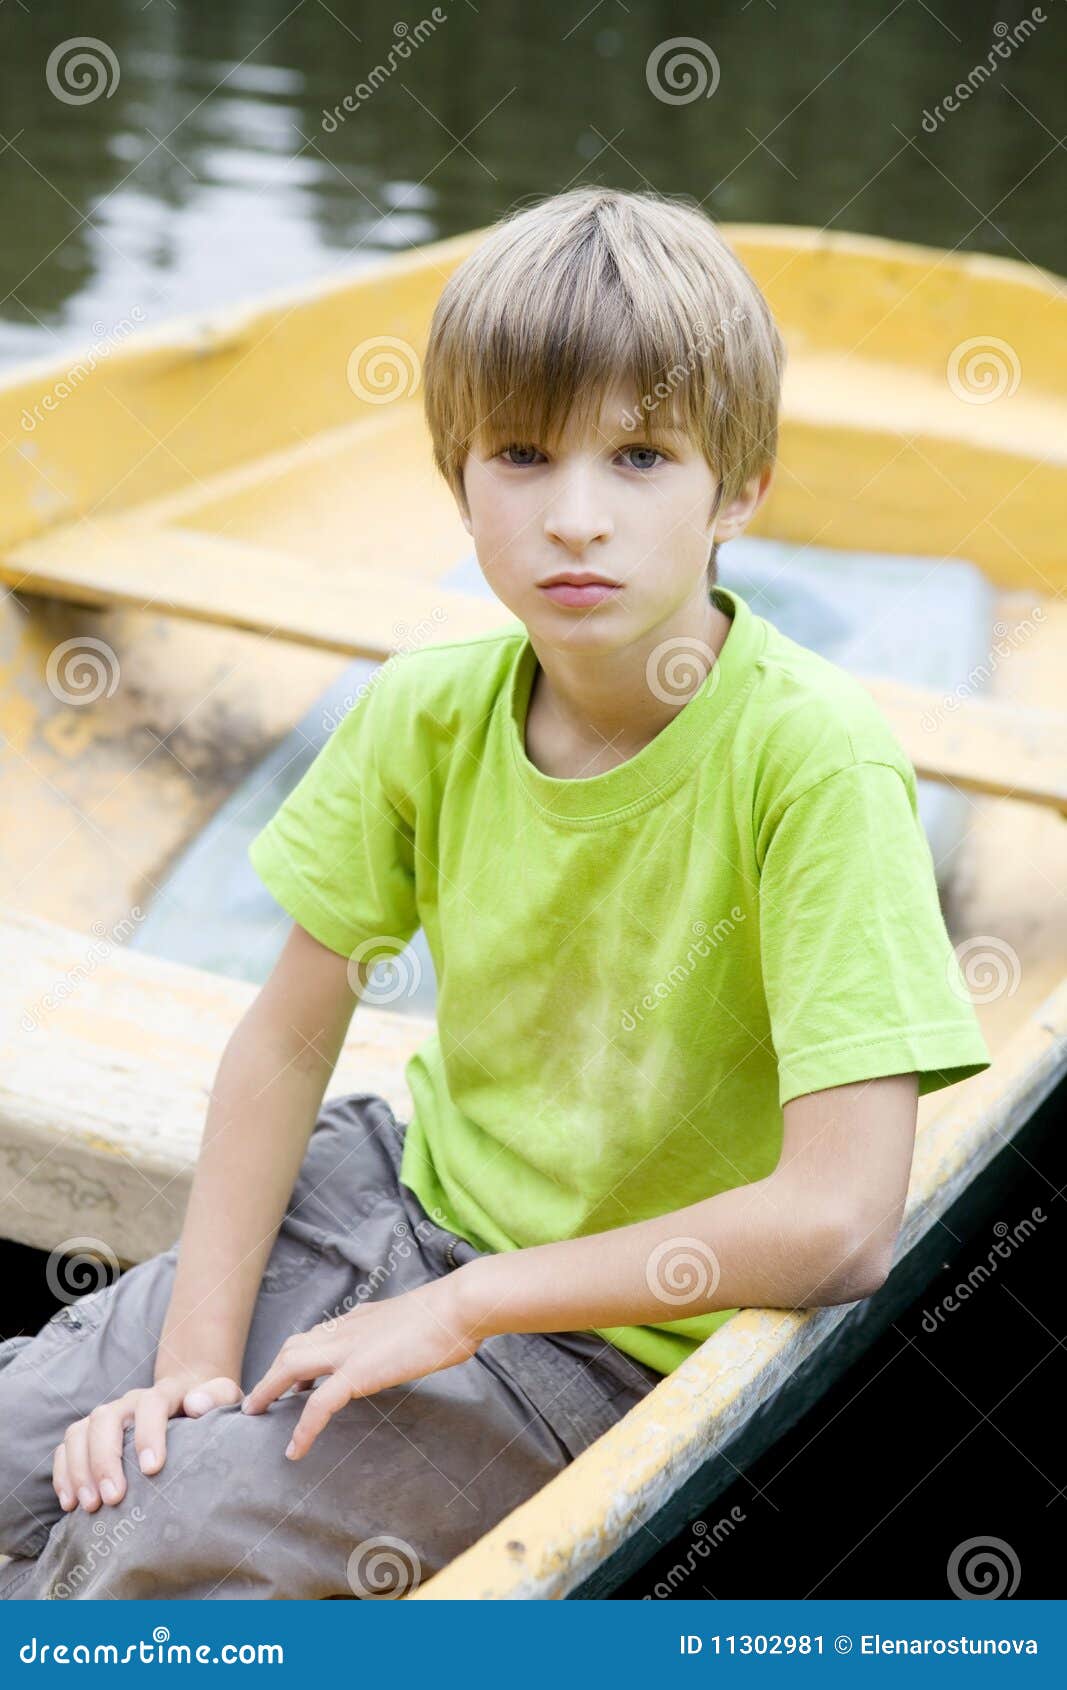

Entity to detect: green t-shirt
[248,586,991,1375]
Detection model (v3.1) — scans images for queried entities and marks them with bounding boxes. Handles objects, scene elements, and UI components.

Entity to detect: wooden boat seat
[1,906,429,1265]
[3,513,1065,815]
[4,513,1061,817]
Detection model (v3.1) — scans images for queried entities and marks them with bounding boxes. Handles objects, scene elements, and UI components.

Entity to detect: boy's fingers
[287,1373,353,1460]
[52,1443,75,1511]
[134,1387,175,1476]
[182,1376,243,1417]
[63,1419,98,1510]
[86,1403,130,1506]
[242,1365,293,1413]
[243,1349,321,1413]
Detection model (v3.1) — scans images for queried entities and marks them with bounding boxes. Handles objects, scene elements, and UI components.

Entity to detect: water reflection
[0,0,1062,366]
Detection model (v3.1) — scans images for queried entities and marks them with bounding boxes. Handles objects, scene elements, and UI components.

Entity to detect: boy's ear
[712,465,774,544]
[454,462,473,535]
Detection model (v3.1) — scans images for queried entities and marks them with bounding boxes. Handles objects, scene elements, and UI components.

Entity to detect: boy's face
[458,380,768,649]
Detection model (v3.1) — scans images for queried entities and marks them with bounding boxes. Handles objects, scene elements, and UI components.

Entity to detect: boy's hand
[52,1370,243,1514]
[241,1276,481,1461]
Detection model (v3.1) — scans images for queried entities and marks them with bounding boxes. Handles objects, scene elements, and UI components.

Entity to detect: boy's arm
[154,921,362,1383]
[454,1072,919,1340]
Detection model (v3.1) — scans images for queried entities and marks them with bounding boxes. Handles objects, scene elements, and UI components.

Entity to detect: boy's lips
[537,584,622,605]
[537,572,623,608]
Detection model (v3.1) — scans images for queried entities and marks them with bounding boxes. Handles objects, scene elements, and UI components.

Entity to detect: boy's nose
[543,476,614,551]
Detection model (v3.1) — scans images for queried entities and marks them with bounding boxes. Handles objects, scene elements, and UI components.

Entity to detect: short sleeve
[247,661,419,960]
[758,760,992,1107]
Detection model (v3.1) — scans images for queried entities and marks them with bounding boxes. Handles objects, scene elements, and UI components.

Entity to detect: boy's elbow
[809,1216,897,1305]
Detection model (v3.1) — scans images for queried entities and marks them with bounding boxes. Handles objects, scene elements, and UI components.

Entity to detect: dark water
[1,0,1064,367]
[613,1083,1065,1600]
[1,0,1063,1600]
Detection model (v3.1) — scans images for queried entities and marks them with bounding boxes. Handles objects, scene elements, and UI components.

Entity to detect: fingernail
[285,1439,296,1459]
[100,1479,119,1503]
[77,1487,95,1508]
[185,1391,212,1413]
[138,1449,158,1473]
[58,1489,72,1509]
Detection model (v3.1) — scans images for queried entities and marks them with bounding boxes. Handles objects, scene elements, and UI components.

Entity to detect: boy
[0,187,990,1600]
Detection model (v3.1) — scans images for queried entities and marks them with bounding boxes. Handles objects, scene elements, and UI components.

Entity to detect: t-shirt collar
[506,586,765,824]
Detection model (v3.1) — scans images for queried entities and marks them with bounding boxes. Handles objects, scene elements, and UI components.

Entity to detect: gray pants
[0,1092,660,1599]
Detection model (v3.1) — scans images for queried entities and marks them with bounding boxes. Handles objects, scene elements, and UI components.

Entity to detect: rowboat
[1,222,1065,1598]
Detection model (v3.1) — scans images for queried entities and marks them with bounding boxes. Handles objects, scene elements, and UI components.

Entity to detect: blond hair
[422,186,785,584]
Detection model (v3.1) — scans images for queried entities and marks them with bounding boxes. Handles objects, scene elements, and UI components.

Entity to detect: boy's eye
[621,446,665,471]
[498,444,666,470]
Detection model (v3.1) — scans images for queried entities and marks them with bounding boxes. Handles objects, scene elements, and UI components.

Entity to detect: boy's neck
[522,586,733,780]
